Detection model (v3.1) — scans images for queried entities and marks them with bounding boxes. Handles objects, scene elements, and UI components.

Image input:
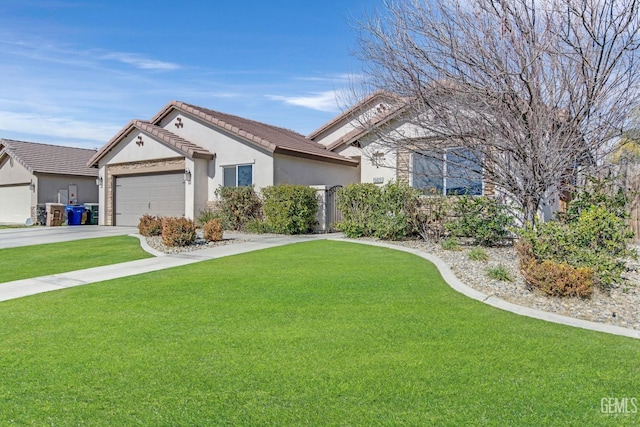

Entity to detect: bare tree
[354,0,640,224]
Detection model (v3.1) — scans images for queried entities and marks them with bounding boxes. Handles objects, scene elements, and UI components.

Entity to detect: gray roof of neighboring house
[0,139,98,177]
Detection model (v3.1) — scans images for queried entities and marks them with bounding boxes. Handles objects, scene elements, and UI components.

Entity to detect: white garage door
[114,173,185,226]
[0,185,31,224]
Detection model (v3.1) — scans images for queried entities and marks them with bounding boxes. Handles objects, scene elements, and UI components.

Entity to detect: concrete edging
[335,237,640,340]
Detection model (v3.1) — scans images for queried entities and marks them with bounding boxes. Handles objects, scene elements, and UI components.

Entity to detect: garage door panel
[114,173,185,226]
[0,185,31,223]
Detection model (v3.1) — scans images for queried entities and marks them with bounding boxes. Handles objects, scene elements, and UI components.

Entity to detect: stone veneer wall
[104,158,185,225]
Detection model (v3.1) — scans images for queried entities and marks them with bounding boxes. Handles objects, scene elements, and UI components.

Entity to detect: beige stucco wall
[36,174,98,205]
[0,156,32,184]
[157,111,275,194]
[101,130,183,165]
[273,154,359,187]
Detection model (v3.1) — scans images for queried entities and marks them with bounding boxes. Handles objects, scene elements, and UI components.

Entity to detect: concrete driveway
[0,225,138,249]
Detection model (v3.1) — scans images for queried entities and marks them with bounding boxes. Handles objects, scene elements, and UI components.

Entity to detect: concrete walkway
[0,230,638,340]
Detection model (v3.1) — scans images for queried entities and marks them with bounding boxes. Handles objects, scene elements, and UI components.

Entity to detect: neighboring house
[309,91,487,196]
[0,139,98,224]
[89,101,360,226]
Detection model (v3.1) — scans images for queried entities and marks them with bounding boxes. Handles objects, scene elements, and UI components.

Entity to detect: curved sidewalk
[1,233,638,340]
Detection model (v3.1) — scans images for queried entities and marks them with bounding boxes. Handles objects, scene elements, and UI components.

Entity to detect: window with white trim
[412,148,483,195]
[223,164,253,187]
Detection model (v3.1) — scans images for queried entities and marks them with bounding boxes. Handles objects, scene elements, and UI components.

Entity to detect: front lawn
[0,240,637,425]
[0,236,152,283]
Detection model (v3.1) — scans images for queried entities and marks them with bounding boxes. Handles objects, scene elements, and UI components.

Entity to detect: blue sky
[0,0,376,149]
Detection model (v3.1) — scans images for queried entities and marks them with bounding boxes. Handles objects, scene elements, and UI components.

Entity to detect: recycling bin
[66,205,85,225]
[84,203,99,225]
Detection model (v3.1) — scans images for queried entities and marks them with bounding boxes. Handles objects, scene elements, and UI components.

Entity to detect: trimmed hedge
[261,185,319,234]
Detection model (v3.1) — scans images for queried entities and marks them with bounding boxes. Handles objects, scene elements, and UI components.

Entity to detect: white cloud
[0,111,120,144]
[99,52,181,71]
[267,91,342,112]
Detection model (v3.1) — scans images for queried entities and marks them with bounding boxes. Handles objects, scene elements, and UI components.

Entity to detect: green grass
[0,236,152,283]
[0,240,638,425]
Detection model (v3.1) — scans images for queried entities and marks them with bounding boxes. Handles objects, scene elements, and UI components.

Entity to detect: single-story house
[0,139,98,224]
[309,91,489,196]
[88,101,360,226]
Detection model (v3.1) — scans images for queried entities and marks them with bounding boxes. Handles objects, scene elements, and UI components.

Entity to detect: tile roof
[0,139,98,177]
[88,120,214,167]
[307,90,404,140]
[151,101,359,166]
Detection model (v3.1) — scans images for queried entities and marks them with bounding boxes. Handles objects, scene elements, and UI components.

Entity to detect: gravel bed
[387,238,640,331]
[144,234,247,255]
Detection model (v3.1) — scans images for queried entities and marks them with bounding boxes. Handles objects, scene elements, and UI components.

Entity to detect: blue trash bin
[66,205,85,225]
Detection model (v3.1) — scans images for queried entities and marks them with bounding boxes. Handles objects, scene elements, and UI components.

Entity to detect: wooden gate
[326,185,343,232]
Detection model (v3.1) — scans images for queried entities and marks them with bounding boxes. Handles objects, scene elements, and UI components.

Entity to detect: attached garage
[114,173,185,226]
[0,185,31,223]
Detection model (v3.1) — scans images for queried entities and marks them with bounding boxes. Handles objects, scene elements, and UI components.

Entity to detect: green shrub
[446,196,514,246]
[138,215,163,237]
[161,217,197,247]
[336,182,421,240]
[516,241,593,297]
[214,186,263,230]
[202,219,223,242]
[441,237,461,251]
[336,183,382,238]
[518,205,635,289]
[374,182,422,240]
[410,194,451,242]
[487,264,513,282]
[244,218,273,234]
[261,185,318,234]
[560,176,630,223]
[196,209,221,227]
[468,247,490,261]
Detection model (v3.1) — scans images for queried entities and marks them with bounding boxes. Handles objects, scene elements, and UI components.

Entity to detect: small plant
[161,217,197,247]
[196,209,221,227]
[138,215,163,237]
[468,247,490,261]
[441,237,461,251]
[244,218,273,234]
[202,219,223,242]
[487,264,513,282]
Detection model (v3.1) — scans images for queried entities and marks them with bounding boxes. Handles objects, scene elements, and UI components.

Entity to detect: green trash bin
[84,203,99,225]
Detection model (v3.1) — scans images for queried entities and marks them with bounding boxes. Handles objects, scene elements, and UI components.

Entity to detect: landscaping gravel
[388,238,640,331]
[146,232,640,331]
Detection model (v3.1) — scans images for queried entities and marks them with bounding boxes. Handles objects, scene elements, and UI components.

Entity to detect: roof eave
[274,147,359,167]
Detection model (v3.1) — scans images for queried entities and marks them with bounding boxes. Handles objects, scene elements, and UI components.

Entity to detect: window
[223,164,253,187]
[412,148,483,195]
[371,151,385,168]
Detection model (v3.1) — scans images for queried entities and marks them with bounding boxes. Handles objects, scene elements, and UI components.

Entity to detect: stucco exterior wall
[101,130,183,165]
[0,156,32,184]
[157,112,275,194]
[36,174,98,205]
[273,154,359,187]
